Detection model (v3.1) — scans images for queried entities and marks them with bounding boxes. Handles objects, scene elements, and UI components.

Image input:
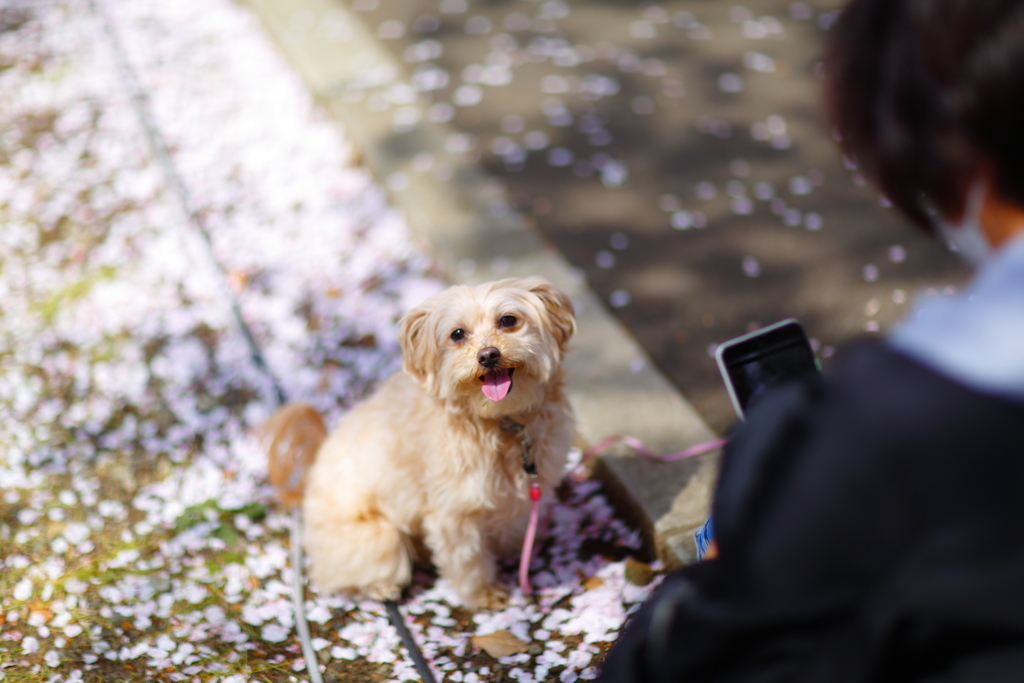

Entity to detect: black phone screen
[719,321,819,414]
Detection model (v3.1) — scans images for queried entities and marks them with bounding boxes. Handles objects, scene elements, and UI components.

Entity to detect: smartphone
[715,319,820,420]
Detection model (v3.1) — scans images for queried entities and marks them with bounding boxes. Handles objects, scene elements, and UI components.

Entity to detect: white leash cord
[290,508,325,683]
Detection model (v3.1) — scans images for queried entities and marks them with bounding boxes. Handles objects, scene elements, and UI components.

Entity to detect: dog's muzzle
[477,347,514,402]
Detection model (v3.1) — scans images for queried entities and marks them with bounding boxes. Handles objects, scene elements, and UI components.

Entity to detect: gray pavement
[278,0,968,430]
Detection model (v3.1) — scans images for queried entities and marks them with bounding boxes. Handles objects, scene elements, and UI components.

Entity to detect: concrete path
[281,0,966,435]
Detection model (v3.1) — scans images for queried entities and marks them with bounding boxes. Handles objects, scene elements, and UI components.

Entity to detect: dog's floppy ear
[398,303,437,389]
[524,278,576,352]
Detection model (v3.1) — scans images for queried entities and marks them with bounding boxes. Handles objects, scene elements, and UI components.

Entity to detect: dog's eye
[498,315,517,328]
[450,329,466,341]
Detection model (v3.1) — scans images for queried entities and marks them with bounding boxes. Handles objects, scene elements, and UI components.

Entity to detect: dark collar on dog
[500,418,537,476]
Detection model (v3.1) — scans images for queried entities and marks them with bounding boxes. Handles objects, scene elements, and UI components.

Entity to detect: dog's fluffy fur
[264,277,576,606]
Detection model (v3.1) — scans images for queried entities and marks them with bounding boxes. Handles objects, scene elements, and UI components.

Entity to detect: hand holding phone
[697,320,820,560]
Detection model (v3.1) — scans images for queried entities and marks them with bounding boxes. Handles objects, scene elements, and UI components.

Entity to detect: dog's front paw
[364,582,402,602]
[467,583,510,610]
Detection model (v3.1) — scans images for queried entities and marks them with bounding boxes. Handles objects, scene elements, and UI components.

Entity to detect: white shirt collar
[889,232,1024,400]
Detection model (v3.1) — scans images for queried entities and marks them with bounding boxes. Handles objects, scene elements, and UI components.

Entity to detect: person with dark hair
[599,1,1024,681]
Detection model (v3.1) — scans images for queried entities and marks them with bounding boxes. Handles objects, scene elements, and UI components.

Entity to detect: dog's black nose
[477,346,502,368]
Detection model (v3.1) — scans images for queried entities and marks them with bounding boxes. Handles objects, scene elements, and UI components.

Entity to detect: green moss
[31,265,118,325]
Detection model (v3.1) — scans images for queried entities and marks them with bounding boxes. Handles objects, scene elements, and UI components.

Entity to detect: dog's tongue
[482,368,512,402]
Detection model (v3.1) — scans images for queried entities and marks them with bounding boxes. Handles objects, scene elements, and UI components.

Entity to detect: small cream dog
[264,277,576,606]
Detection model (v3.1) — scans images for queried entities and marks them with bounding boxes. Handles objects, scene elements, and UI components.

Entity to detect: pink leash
[517,434,729,595]
[518,481,543,595]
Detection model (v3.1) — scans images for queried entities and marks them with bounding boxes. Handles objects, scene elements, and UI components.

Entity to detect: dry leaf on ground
[471,630,530,658]
[625,556,656,586]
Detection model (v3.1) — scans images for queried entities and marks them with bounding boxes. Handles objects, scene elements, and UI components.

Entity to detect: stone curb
[241,0,722,569]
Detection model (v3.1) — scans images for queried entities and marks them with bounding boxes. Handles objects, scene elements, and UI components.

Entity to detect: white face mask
[933,180,994,267]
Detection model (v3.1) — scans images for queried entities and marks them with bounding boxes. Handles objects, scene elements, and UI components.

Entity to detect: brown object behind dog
[264,402,327,509]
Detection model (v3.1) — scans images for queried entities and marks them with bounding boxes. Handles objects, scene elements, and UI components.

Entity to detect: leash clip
[501,417,537,476]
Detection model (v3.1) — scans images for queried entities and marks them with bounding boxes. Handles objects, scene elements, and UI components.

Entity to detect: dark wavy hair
[824,0,1024,231]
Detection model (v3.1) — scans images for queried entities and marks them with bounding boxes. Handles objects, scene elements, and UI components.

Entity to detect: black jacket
[600,340,1024,682]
